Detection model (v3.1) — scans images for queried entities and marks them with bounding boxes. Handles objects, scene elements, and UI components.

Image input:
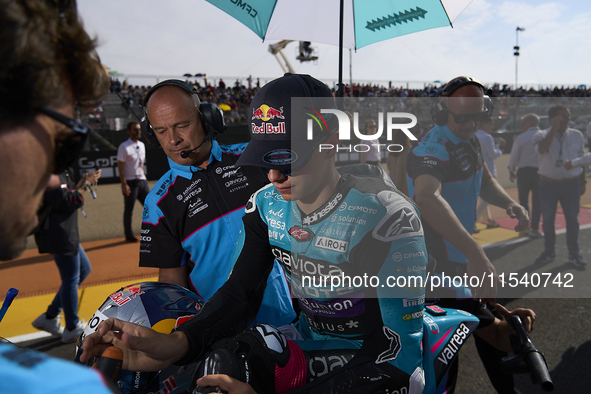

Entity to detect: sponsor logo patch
[252,104,285,121]
[302,193,343,225]
[314,236,349,253]
[402,310,424,321]
[402,296,425,308]
[262,149,295,165]
[289,226,314,242]
[373,194,423,242]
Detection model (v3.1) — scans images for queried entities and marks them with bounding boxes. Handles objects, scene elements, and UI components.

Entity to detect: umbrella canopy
[206,0,473,95]
[206,0,472,50]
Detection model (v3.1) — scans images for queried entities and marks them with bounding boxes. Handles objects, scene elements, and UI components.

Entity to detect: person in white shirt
[532,105,587,267]
[359,119,382,166]
[508,113,543,238]
[117,121,150,242]
[475,117,505,229]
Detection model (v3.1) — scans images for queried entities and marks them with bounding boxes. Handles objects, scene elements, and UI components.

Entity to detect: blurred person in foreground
[406,76,535,393]
[508,113,543,238]
[81,73,429,394]
[32,169,101,343]
[533,105,587,267]
[117,121,149,242]
[0,0,115,392]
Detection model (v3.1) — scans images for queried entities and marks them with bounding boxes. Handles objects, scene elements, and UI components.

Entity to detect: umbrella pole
[337,0,345,107]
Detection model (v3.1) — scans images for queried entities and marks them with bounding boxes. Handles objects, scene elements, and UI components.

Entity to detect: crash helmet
[74,282,204,394]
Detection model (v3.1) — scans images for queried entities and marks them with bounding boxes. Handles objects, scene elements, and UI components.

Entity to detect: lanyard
[556,133,564,161]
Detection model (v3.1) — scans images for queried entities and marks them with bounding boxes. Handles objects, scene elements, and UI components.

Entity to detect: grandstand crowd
[106,77,591,128]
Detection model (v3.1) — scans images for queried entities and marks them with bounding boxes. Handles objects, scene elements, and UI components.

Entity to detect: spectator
[533,105,587,267]
[359,119,381,166]
[508,113,543,238]
[475,117,506,229]
[117,121,149,242]
[32,169,101,343]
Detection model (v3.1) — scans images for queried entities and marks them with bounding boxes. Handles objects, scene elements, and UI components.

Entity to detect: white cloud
[77,0,591,88]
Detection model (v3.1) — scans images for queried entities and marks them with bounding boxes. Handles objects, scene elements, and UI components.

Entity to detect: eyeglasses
[446,107,491,124]
[38,106,90,174]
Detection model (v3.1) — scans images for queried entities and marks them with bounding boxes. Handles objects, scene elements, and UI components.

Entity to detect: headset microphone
[180,135,211,159]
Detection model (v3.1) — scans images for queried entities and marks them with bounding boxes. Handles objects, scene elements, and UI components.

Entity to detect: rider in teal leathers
[81,74,428,394]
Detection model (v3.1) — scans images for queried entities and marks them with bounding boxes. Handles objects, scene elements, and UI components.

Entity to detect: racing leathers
[174,164,428,394]
[140,140,295,327]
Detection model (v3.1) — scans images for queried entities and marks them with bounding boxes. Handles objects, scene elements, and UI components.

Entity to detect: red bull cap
[237,73,338,172]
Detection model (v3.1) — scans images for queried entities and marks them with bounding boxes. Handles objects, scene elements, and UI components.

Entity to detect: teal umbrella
[206,0,473,94]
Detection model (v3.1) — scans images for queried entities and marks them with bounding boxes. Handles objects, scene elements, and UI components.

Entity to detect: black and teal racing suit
[175,165,428,393]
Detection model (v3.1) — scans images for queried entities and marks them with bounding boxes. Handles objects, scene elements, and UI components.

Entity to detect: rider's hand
[495,303,536,334]
[197,375,257,394]
[506,203,530,232]
[564,160,574,170]
[80,317,189,371]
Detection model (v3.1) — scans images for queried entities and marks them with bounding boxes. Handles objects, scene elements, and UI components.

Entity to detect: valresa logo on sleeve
[304,108,418,153]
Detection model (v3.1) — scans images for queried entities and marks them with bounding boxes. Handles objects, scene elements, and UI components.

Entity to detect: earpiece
[431,77,492,126]
[140,79,226,146]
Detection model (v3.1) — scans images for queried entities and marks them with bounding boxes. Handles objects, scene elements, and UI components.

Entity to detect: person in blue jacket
[137,80,294,327]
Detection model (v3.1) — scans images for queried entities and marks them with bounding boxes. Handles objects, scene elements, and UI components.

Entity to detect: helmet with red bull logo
[74,282,205,394]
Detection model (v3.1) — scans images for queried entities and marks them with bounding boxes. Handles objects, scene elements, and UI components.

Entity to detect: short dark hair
[127,121,140,131]
[548,104,569,119]
[0,0,109,123]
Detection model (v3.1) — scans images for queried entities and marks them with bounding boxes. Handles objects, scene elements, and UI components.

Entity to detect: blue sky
[78,0,591,89]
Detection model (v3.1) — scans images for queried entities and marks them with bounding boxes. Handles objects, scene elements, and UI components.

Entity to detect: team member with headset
[138,80,295,326]
[406,76,535,393]
[0,1,116,392]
